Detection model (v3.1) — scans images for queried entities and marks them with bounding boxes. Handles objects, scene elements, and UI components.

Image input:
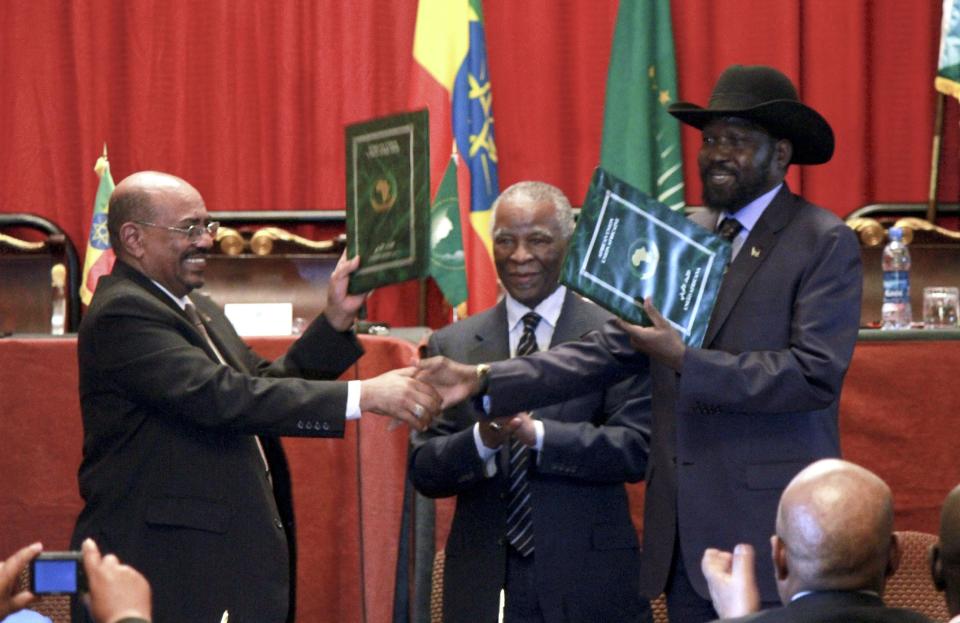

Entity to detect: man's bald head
[772,459,897,602]
[107,171,200,256]
[932,484,960,616]
[106,171,212,297]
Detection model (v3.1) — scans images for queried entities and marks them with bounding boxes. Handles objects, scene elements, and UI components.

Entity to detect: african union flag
[80,148,116,305]
[410,0,499,315]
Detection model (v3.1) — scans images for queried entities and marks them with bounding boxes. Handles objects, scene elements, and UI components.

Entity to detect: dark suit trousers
[504,548,546,623]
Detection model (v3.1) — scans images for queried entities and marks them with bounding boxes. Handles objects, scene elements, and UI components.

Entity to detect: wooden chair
[0,214,80,334]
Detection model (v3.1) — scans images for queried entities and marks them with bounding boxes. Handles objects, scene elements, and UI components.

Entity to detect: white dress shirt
[722,182,782,259]
[472,285,568,470]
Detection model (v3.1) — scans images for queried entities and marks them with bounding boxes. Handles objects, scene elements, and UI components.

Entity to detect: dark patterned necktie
[717,217,744,242]
[184,303,227,365]
[506,311,540,556]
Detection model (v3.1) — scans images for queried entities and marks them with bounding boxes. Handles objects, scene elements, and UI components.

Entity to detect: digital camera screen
[32,559,78,593]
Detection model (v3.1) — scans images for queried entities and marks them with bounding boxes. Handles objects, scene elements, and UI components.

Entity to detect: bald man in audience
[931,483,960,622]
[701,459,933,623]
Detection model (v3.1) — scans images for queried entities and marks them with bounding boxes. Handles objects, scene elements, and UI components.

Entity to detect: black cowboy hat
[668,64,834,165]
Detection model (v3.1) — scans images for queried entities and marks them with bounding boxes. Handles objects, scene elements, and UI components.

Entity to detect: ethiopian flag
[79,149,116,305]
[410,0,499,315]
[937,0,960,100]
[600,0,685,210]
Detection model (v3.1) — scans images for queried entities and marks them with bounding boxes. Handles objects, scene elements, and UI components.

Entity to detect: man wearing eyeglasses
[69,171,440,623]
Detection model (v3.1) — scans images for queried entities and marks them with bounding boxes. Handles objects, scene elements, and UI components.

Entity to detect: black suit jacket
[717,591,934,623]
[480,186,863,603]
[410,291,652,622]
[71,261,363,623]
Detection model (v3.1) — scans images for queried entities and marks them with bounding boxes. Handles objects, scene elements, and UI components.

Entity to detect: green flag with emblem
[600,0,684,210]
[429,156,468,308]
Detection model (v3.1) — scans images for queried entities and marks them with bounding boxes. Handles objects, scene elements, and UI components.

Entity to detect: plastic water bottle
[50,263,66,335]
[881,227,912,329]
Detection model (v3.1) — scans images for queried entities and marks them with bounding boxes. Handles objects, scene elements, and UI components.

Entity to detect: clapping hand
[701,543,760,619]
[478,412,536,449]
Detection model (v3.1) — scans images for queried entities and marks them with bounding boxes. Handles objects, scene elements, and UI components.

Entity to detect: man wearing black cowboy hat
[416,64,862,622]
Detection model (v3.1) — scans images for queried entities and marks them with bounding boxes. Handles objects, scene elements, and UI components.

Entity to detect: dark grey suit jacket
[716,591,934,623]
[480,186,863,603]
[410,290,652,623]
[71,261,363,623]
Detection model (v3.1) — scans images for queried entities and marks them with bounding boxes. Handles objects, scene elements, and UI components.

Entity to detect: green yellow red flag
[79,146,116,305]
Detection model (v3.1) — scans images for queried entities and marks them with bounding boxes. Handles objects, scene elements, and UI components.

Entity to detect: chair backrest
[430,549,445,623]
[14,566,73,623]
[651,592,669,623]
[0,214,79,334]
[885,530,951,622]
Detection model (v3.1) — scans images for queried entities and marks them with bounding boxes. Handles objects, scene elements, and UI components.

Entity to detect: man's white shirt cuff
[346,380,362,420]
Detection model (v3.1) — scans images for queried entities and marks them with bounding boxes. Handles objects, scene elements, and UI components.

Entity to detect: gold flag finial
[94,143,110,178]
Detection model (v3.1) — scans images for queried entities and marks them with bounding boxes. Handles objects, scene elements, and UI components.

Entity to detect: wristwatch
[473,363,492,415]
[475,363,491,396]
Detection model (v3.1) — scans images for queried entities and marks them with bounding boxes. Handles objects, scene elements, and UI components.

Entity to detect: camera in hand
[30,551,87,595]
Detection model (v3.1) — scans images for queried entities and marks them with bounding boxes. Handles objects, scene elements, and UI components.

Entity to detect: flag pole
[927,92,945,223]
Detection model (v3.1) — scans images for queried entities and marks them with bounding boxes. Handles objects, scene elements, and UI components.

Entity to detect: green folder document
[345,109,430,294]
[560,168,730,348]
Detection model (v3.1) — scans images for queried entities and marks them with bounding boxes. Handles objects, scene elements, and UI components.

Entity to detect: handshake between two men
[378,354,535,446]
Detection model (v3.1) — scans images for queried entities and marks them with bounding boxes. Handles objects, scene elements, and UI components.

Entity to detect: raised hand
[324,252,369,332]
[616,299,686,371]
[701,543,760,619]
[0,542,41,618]
[359,367,441,431]
[81,538,152,623]
[415,356,483,409]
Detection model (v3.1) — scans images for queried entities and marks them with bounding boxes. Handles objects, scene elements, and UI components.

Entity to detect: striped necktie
[506,311,540,556]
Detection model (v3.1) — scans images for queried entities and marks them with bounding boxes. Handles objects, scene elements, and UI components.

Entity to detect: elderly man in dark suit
[410,181,652,622]
[701,459,933,623]
[417,65,863,622]
[70,171,440,623]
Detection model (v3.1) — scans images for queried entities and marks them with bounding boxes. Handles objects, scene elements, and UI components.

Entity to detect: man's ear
[774,138,793,172]
[119,222,145,259]
[885,532,902,579]
[931,543,946,591]
[772,534,788,581]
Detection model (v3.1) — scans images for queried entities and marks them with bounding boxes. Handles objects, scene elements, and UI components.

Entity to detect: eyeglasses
[134,220,220,242]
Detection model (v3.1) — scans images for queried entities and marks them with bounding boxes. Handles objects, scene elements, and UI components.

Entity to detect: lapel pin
[750,246,761,258]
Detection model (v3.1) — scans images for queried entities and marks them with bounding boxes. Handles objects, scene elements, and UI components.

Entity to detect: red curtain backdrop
[1,0,957,324]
